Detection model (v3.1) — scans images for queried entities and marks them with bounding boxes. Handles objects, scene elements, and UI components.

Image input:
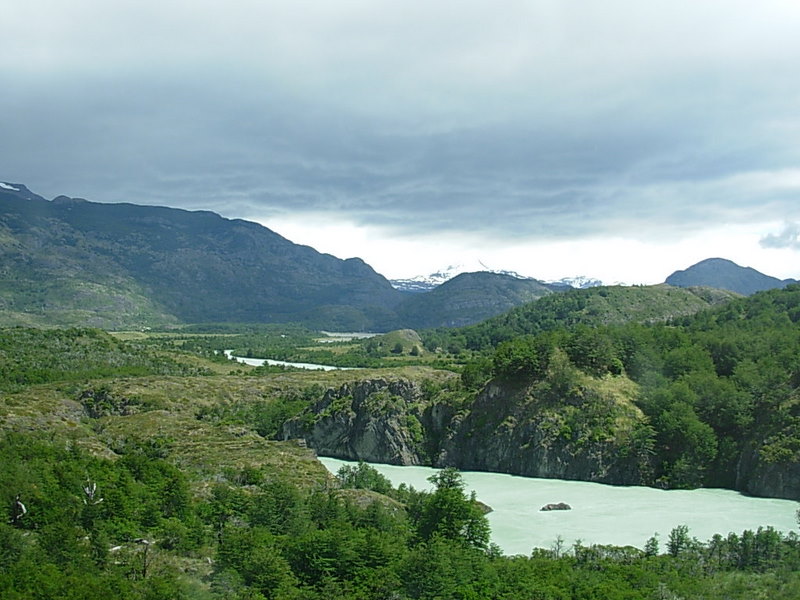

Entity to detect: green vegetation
[136,326,462,371]
[0,327,211,391]
[1,282,800,597]
[453,284,800,490]
[423,284,737,353]
[2,431,800,599]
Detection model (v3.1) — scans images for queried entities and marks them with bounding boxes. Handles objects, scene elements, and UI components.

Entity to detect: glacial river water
[224,350,354,371]
[320,457,799,556]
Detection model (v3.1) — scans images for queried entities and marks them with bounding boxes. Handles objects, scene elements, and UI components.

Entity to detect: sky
[2,0,800,284]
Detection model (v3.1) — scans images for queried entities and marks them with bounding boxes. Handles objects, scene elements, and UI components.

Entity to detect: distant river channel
[224,350,355,371]
[319,457,800,556]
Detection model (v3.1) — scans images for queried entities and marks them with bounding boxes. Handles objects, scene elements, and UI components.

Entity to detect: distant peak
[666,257,795,296]
[389,262,533,293]
[546,275,604,289]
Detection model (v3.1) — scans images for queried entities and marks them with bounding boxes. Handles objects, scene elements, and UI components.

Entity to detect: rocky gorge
[281,370,800,501]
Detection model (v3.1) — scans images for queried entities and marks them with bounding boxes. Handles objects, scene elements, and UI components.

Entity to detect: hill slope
[0,184,401,329]
[666,257,796,295]
[0,184,570,330]
[395,272,556,329]
[424,284,738,351]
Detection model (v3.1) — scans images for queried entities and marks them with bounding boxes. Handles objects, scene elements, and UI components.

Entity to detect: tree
[492,336,544,381]
[416,468,490,550]
[336,462,392,495]
[565,326,621,377]
[460,357,492,390]
[667,524,691,557]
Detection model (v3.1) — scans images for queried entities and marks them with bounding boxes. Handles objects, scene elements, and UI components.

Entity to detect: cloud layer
[761,223,800,251]
[3,1,800,279]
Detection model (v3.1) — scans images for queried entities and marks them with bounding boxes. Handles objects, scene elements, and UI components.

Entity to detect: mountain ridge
[0,185,400,329]
[0,183,572,330]
[665,257,797,295]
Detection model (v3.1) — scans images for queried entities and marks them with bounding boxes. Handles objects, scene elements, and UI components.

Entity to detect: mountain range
[1,181,796,330]
[0,183,559,330]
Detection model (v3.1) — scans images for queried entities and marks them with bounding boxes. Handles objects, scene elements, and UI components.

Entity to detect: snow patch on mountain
[390,261,533,293]
[547,276,604,289]
[391,264,609,293]
[0,182,20,191]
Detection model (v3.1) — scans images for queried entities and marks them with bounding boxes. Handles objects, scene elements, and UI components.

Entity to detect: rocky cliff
[736,444,800,500]
[281,377,430,465]
[282,365,653,486]
[434,374,650,485]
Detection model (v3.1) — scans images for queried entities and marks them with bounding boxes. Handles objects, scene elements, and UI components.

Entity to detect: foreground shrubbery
[3,436,800,600]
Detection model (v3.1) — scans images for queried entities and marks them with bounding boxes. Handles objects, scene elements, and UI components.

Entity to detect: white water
[224,350,356,371]
[320,457,799,556]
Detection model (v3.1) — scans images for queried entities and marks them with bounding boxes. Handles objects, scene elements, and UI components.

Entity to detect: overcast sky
[3,1,800,283]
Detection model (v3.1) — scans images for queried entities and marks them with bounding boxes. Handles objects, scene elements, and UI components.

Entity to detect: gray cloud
[3,1,800,248]
[761,223,800,251]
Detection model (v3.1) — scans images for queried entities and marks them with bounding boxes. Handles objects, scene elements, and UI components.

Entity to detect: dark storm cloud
[3,1,800,243]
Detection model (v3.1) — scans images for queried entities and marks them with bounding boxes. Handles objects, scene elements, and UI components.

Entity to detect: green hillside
[395,271,555,328]
[452,284,800,494]
[1,185,571,331]
[0,186,400,330]
[2,316,800,598]
[423,283,738,352]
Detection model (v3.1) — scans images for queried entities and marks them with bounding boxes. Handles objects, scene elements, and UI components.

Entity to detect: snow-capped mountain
[390,262,532,293]
[391,263,605,293]
[546,276,604,289]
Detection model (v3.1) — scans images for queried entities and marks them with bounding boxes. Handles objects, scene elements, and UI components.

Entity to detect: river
[319,457,799,556]
[224,350,355,371]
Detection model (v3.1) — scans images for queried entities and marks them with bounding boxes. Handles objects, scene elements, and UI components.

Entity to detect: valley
[2,184,800,599]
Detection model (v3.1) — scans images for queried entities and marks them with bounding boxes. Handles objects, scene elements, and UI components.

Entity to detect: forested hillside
[0,185,399,330]
[422,283,737,353]
[0,184,566,331]
[2,321,800,598]
[440,284,800,495]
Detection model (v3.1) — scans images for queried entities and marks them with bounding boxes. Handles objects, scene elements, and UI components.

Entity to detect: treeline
[451,285,800,489]
[3,435,800,600]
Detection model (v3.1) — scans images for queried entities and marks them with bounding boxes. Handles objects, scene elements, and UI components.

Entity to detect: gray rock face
[281,374,799,500]
[282,375,650,486]
[282,378,426,465]
[433,381,648,485]
[736,445,800,500]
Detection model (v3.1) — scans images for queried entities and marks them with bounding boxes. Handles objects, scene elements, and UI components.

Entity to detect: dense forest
[2,285,800,597]
[2,432,800,599]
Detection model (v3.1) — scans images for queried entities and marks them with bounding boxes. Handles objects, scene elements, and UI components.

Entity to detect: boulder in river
[540,502,571,511]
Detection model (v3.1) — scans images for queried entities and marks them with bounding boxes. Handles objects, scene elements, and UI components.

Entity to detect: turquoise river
[320,457,799,556]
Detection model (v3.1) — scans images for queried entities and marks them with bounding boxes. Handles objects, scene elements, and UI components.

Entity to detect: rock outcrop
[433,376,651,485]
[282,377,428,465]
[280,369,800,500]
[282,366,653,487]
[540,502,571,511]
[736,444,800,500]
